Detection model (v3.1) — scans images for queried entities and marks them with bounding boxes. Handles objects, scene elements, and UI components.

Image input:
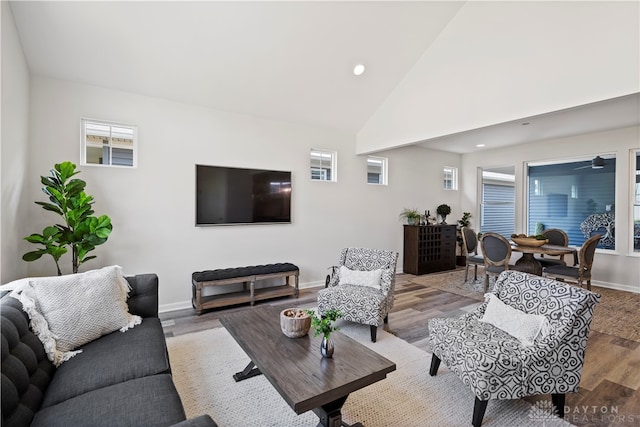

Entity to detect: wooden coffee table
[220,306,396,427]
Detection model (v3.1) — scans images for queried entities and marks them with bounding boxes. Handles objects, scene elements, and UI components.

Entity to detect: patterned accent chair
[428,271,600,427]
[317,248,398,342]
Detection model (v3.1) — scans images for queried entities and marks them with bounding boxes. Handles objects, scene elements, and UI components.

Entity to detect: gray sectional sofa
[1,273,217,427]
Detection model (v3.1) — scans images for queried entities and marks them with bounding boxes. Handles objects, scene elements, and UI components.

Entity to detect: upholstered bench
[192,263,299,314]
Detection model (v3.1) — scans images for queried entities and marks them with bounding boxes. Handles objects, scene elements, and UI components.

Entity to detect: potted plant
[436,204,452,225]
[456,212,472,266]
[305,309,342,358]
[22,161,113,275]
[399,208,421,225]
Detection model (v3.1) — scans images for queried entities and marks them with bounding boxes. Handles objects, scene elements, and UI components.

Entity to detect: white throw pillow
[11,265,142,366]
[338,266,383,289]
[480,293,550,346]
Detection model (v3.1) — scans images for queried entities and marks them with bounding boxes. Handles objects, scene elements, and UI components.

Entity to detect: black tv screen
[196,165,292,226]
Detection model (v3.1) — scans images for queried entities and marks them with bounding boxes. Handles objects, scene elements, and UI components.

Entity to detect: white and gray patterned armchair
[317,247,398,342]
[428,270,600,427]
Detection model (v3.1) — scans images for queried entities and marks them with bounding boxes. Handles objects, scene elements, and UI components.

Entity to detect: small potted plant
[399,208,421,225]
[305,309,342,358]
[456,212,472,266]
[436,204,452,225]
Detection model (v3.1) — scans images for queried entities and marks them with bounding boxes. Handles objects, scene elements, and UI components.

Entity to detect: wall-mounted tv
[196,164,292,226]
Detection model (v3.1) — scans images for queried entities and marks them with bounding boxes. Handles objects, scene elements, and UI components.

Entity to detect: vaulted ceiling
[8,1,640,154]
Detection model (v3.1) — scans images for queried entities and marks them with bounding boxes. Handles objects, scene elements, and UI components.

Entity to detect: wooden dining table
[510,243,577,276]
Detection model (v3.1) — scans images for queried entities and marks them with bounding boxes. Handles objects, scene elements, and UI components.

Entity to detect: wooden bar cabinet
[403,225,457,275]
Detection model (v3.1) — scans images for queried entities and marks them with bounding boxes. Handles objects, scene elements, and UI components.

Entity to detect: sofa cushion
[12,266,142,366]
[41,317,170,408]
[31,374,187,427]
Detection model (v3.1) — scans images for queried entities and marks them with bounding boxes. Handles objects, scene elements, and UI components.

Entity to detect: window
[480,166,515,237]
[527,156,616,250]
[632,150,640,253]
[443,166,458,190]
[367,156,387,185]
[310,149,337,182]
[81,119,137,167]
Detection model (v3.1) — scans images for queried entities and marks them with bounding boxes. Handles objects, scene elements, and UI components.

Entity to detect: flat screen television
[196,164,292,226]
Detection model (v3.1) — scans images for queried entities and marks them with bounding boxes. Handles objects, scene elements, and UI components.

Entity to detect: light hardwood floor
[160,273,639,427]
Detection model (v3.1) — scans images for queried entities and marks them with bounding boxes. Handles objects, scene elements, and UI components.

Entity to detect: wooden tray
[512,237,548,247]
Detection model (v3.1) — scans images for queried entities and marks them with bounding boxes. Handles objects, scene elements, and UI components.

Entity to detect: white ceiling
[418,93,640,154]
[8,1,640,153]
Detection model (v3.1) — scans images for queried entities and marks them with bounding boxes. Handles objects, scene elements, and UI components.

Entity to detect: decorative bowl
[280,308,311,338]
[512,237,549,247]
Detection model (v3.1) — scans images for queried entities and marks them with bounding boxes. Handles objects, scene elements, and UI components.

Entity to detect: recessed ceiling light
[476,144,486,147]
[353,64,365,76]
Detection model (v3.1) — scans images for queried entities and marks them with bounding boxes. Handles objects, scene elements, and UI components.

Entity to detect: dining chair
[480,232,513,292]
[537,228,570,268]
[543,234,601,291]
[461,227,484,282]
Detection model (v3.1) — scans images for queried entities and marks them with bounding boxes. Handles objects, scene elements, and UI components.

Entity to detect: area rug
[166,320,572,427]
[410,269,640,342]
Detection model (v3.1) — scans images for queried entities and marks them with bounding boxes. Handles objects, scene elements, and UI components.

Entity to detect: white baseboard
[300,280,324,289]
[159,301,193,313]
[591,280,639,294]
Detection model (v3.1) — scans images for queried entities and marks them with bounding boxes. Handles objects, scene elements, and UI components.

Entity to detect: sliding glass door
[480,166,515,237]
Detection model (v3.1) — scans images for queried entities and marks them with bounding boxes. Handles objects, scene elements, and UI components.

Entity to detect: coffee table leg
[233,361,262,382]
[313,395,363,427]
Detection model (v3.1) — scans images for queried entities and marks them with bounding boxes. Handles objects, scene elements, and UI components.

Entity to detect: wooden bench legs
[192,270,299,314]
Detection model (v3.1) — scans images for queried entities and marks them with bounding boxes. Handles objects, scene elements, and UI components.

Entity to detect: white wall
[357,1,639,153]
[24,76,461,309]
[461,127,640,292]
[1,2,30,282]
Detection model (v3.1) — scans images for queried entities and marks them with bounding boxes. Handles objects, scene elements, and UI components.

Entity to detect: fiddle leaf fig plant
[23,161,113,275]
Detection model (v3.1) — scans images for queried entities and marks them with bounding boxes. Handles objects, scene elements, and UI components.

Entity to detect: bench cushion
[192,263,298,282]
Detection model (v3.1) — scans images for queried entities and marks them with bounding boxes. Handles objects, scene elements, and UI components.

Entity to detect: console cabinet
[403,225,457,275]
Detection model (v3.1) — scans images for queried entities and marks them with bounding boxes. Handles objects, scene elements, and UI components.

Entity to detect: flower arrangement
[305,309,342,339]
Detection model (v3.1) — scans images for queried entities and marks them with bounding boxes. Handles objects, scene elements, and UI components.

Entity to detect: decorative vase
[320,335,334,358]
[440,215,447,225]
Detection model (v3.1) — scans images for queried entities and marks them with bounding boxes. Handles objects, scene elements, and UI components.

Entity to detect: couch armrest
[125,274,159,318]
[171,415,218,427]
